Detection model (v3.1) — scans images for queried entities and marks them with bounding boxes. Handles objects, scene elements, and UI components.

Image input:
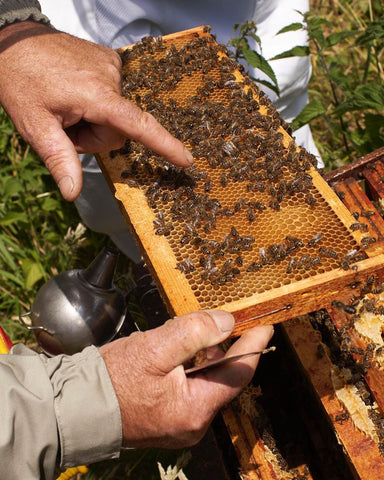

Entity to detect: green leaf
[3,177,23,198]
[291,100,327,131]
[326,31,355,47]
[253,78,280,95]
[248,32,262,47]
[0,211,27,226]
[334,83,384,114]
[0,269,25,287]
[306,15,331,31]
[0,238,19,271]
[349,113,384,154]
[356,18,384,45]
[269,45,310,61]
[21,259,45,290]
[241,45,279,92]
[0,134,9,152]
[276,22,304,35]
[41,196,60,212]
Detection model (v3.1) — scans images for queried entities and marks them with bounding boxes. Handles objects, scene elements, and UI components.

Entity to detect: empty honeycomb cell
[102,29,366,312]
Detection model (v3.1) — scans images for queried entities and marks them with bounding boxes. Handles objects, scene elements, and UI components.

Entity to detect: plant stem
[312,37,350,155]
[363,44,372,84]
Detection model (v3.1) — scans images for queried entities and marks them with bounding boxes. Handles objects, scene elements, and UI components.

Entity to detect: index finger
[94,94,194,167]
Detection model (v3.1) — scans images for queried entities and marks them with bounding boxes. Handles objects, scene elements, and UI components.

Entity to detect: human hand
[0,22,193,201]
[100,310,273,448]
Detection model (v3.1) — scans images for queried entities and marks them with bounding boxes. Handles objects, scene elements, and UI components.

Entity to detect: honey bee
[204,254,216,272]
[360,209,375,217]
[235,256,243,266]
[307,232,322,247]
[253,201,266,211]
[269,200,280,211]
[308,256,321,269]
[350,346,364,355]
[246,262,262,272]
[127,179,140,188]
[361,236,376,248]
[335,412,349,424]
[350,222,368,232]
[286,257,298,274]
[234,198,246,212]
[176,258,195,274]
[180,235,192,245]
[361,274,375,294]
[203,180,212,192]
[305,193,317,206]
[153,211,172,235]
[220,173,228,186]
[331,300,357,315]
[247,208,256,222]
[316,344,325,359]
[298,255,310,269]
[259,247,268,265]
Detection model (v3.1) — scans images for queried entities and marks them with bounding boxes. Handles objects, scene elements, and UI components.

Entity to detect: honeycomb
[100,27,363,313]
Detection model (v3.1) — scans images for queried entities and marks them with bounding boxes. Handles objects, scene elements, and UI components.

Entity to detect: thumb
[151,310,235,373]
[26,115,83,201]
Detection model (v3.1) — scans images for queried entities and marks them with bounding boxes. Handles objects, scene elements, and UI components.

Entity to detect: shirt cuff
[0,1,50,29]
[40,345,123,469]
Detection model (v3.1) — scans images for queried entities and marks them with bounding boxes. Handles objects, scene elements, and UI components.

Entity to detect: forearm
[0,344,122,479]
[0,0,50,28]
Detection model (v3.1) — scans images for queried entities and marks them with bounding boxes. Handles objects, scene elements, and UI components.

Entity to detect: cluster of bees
[115,30,363,293]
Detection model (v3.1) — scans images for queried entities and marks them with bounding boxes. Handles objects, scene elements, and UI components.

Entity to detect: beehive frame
[97,27,384,335]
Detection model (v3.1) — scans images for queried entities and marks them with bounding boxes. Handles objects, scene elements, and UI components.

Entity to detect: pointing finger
[94,94,194,167]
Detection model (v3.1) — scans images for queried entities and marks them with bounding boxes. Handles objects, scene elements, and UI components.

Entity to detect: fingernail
[209,310,235,333]
[184,147,194,165]
[58,175,74,196]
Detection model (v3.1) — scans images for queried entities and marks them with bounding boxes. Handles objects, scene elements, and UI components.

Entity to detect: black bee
[350,222,368,232]
[286,257,298,274]
[246,262,262,272]
[318,247,338,259]
[307,232,322,247]
[335,412,350,424]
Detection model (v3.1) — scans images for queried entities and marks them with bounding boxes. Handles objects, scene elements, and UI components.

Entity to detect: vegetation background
[0,0,383,478]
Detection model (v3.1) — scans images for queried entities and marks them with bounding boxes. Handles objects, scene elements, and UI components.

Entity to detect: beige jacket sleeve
[0,344,122,479]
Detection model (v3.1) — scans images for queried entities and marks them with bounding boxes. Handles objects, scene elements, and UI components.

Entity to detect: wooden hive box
[97,27,384,335]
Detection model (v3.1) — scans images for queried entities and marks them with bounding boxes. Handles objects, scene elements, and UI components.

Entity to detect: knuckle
[110,49,123,69]
[105,61,122,86]
[188,413,207,435]
[184,415,208,445]
[106,131,126,150]
[185,311,215,338]
[172,409,208,446]
[136,110,156,135]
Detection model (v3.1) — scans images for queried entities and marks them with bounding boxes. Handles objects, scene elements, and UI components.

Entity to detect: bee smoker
[19,246,127,356]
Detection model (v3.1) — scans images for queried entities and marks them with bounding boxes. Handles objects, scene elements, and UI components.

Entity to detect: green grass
[306,0,384,170]
[0,113,106,345]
